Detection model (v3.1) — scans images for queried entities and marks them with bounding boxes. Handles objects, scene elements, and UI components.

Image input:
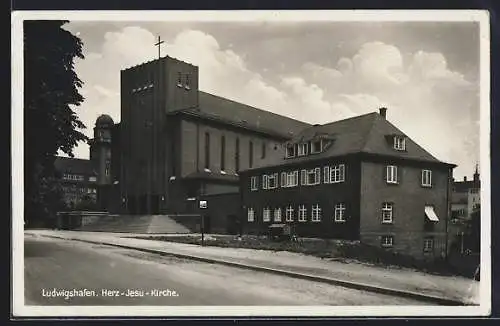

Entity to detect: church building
[113,56,310,215]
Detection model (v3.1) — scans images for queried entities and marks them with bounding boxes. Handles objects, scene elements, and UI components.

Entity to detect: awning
[425,206,439,222]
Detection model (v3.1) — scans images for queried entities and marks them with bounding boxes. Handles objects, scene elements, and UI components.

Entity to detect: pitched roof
[54,156,97,176]
[242,111,454,172]
[170,91,311,139]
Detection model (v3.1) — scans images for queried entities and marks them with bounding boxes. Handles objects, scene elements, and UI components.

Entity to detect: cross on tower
[154,36,164,59]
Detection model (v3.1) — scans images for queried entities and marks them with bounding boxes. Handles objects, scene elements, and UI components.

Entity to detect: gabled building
[239,108,456,259]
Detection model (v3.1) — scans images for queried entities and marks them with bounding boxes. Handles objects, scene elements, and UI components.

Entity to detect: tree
[24,20,87,227]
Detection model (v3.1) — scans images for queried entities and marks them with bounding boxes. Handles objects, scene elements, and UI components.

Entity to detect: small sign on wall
[199,200,207,209]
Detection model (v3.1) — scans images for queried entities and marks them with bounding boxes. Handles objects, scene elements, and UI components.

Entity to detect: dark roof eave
[239,151,456,174]
[168,109,295,140]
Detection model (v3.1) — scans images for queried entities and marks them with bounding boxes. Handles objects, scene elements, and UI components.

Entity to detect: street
[24,235,427,306]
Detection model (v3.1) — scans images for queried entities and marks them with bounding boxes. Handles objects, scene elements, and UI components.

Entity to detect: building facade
[55,115,115,210]
[451,166,481,222]
[54,157,98,209]
[118,56,310,215]
[239,109,456,259]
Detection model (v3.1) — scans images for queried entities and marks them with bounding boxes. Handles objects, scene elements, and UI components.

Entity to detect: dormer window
[310,139,323,154]
[393,136,406,151]
[286,144,296,158]
[298,143,308,156]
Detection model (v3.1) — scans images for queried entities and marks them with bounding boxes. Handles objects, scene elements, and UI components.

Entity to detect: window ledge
[334,220,346,223]
[421,184,433,188]
[386,181,399,185]
[381,221,393,225]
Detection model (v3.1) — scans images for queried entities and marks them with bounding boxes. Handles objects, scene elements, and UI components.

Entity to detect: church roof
[242,111,455,172]
[54,156,97,176]
[170,91,311,139]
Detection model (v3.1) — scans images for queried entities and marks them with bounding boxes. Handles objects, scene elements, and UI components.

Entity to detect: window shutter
[340,164,346,182]
[281,172,286,187]
[262,175,268,189]
[324,166,330,183]
[383,166,388,183]
[300,169,306,185]
[396,166,401,184]
[293,170,299,186]
[315,167,320,184]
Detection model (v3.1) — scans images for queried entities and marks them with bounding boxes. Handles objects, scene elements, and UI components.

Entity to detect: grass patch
[132,234,467,278]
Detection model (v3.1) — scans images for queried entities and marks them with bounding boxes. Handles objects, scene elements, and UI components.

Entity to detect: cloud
[68,26,478,179]
[298,41,479,178]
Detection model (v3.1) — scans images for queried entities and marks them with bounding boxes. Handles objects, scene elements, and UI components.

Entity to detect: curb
[33,233,468,306]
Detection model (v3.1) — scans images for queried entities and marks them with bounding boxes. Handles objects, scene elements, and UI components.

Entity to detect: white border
[11,10,491,318]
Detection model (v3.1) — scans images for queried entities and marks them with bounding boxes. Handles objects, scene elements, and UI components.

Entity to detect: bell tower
[90,114,114,186]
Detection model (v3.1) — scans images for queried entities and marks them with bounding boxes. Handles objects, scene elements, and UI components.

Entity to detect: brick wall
[359,160,451,259]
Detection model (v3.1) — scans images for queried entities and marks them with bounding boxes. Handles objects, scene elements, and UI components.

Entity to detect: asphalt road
[24,235,427,306]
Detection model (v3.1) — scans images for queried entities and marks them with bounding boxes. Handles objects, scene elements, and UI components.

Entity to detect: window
[105,161,111,176]
[249,141,253,168]
[220,136,226,172]
[423,237,434,252]
[421,170,432,187]
[177,72,182,87]
[284,171,298,187]
[334,203,346,222]
[300,169,307,185]
[298,143,308,156]
[267,173,278,189]
[393,136,406,151]
[250,176,258,191]
[204,132,211,170]
[235,138,240,172]
[310,140,322,154]
[247,208,255,222]
[89,176,97,182]
[306,168,320,185]
[382,202,393,224]
[381,235,394,248]
[286,144,296,158]
[185,74,191,90]
[386,165,398,184]
[286,206,294,222]
[262,142,266,159]
[298,205,307,222]
[262,175,268,190]
[323,166,330,183]
[274,208,282,222]
[263,208,271,222]
[329,164,345,183]
[311,204,322,222]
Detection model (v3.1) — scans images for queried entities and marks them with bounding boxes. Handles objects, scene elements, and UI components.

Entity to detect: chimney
[464,176,467,182]
[379,107,387,119]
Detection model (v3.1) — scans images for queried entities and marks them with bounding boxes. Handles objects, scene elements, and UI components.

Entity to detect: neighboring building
[54,157,98,209]
[239,108,456,259]
[118,56,310,216]
[451,166,481,222]
[55,115,115,210]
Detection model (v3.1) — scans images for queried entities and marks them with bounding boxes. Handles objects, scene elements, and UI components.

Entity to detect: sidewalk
[26,230,479,305]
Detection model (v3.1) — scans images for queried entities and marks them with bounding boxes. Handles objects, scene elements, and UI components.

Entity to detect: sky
[62,19,481,180]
